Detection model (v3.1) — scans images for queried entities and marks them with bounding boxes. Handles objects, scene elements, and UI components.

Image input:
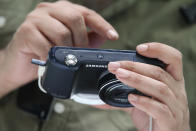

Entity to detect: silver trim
[65,54,77,66]
[99,79,120,93]
[71,93,105,105]
[38,66,47,93]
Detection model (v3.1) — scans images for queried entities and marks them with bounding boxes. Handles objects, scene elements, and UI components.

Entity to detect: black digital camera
[33,46,165,107]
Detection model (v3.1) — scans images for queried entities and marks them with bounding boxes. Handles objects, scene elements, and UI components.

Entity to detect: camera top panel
[50,46,136,65]
[47,46,165,68]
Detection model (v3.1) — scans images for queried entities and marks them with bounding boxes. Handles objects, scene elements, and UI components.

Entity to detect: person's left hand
[105,43,190,131]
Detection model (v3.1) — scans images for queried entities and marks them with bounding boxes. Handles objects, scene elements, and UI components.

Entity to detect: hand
[0,1,118,97]
[107,43,190,131]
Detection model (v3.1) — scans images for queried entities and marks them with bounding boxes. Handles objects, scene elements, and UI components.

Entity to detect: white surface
[71,93,105,105]
[0,16,6,28]
[149,116,153,131]
[54,102,65,114]
[38,66,47,93]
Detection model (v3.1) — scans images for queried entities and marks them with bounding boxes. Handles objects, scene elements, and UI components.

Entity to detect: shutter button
[65,54,77,66]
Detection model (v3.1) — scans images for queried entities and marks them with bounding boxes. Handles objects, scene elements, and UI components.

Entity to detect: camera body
[40,46,165,107]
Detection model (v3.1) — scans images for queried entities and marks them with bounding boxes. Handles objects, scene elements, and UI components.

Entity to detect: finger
[88,31,106,48]
[93,104,133,114]
[44,3,89,47]
[114,68,179,116]
[30,30,52,61]
[136,43,183,81]
[28,11,73,46]
[108,61,175,91]
[93,104,111,109]
[71,4,119,40]
[128,94,175,130]
[108,61,181,102]
[19,22,51,60]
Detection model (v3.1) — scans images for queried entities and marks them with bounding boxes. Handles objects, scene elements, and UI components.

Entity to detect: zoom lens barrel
[98,72,144,107]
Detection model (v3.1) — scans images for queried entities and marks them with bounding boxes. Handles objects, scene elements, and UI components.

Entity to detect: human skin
[107,43,191,131]
[0,1,118,98]
[0,1,190,130]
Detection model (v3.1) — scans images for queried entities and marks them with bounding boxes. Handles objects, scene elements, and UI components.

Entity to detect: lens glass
[98,71,140,107]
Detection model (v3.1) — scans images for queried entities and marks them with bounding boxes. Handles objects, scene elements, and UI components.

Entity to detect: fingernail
[128,94,138,102]
[108,62,120,70]
[116,68,130,78]
[137,44,148,52]
[107,30,119,40]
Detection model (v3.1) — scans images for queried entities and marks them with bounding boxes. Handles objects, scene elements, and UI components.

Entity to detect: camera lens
[98,71,143,107]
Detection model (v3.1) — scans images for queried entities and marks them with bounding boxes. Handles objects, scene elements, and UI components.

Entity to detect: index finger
[136,42,183,81]
[72,4,119,40]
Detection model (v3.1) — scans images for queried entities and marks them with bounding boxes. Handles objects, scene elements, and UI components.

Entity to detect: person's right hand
[0,1,118,98]
[107,43,190,131]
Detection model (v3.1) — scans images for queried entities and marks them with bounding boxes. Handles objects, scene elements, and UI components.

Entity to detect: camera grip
[42,60,78,99]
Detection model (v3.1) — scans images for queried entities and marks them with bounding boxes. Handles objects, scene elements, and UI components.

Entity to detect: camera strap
[17,80,53,120]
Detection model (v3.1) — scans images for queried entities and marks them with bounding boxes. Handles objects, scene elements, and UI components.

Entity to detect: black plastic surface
[42,46,165,107]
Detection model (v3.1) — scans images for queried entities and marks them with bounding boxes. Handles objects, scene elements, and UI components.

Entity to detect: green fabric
[0,0,196,130]
[0,91,135,131]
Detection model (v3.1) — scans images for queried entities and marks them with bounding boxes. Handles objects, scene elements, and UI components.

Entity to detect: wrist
[0,49,16,98]
[0,77,16,99]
